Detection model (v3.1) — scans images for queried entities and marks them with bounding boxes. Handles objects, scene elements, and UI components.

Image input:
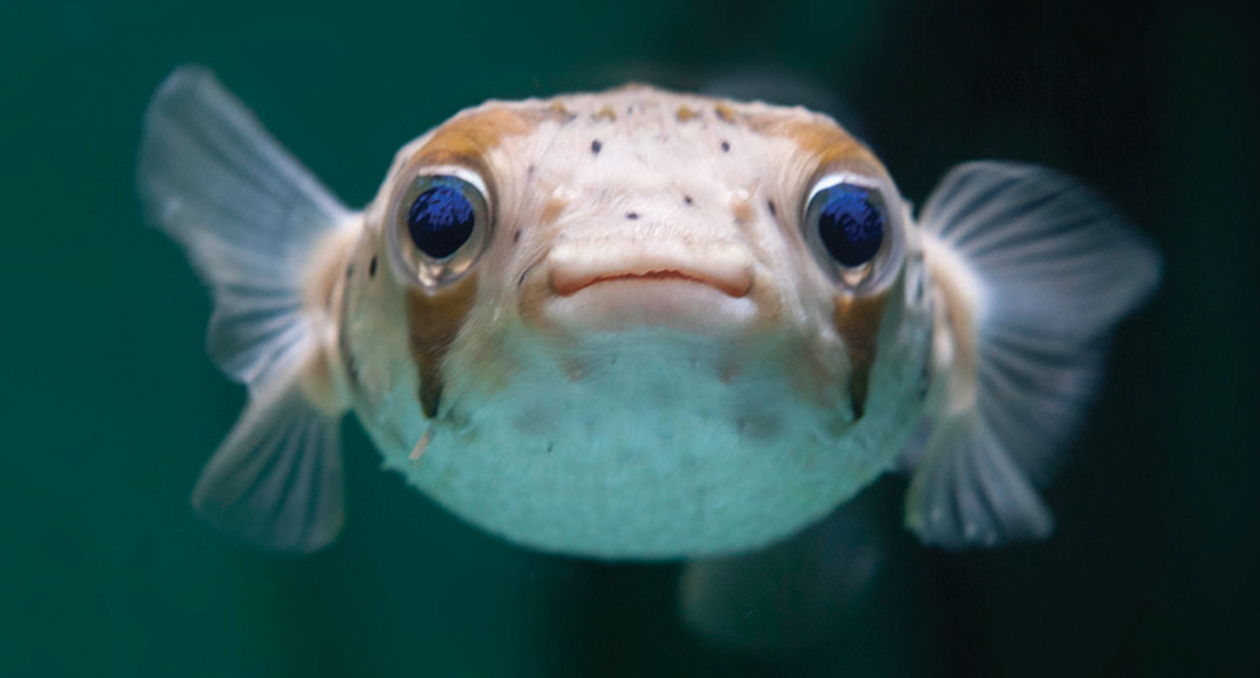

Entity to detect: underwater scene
[1,0,1256,676]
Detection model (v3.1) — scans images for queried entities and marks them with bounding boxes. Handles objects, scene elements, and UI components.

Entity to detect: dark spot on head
[518,270,528,287]
[626,212,639,220]
[684,195,694,206]
[591,139,602,155]
[721,140,730,153]
[527,164,536,179]
[767,200,777,217]
[512,229,522,244]
[369,256,378,278]
[346,263,354,278]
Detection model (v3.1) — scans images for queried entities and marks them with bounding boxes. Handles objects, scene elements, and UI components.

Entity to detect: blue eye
[406,177,482,259]
[389,169,490,288]
[808,182,886,267]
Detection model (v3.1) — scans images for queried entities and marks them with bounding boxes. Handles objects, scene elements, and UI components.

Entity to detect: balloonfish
[138,66,1160,558]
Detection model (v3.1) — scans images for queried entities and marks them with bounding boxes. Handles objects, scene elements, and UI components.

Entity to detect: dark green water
[1,1,1256,676]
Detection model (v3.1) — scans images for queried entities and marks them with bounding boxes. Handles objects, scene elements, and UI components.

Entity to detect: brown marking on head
[406,273,480,418]
[714,103,737,123]
[676,105,699,122]
[832,290,891,419]
[750,114,888,183]
[547,101,576,122]
[787,121,881,171]
[595,105,617,122]
[405,107,546,186]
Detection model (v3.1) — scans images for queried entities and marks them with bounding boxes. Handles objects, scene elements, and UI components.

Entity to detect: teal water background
[1,1,1256,676]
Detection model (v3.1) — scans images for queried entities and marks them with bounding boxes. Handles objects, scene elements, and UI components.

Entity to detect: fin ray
[138,64,352,386]
[191,373,344,553]
[139,65,352,552]
[905,161,1160,548]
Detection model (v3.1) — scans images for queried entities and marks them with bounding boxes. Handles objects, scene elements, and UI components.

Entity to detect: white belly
[361,328,928,559]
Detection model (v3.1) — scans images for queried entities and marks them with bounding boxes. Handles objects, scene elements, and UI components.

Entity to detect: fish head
[340,86,933,557]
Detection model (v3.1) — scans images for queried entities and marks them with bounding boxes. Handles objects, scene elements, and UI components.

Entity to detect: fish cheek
[832,289,891,419]
[406,273,479,418]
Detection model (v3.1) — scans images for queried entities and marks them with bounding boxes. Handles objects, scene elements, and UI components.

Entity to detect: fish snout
[539,239,760,332]
[547,239,754,298]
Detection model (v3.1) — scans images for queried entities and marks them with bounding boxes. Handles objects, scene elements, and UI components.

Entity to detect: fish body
[139,67,1160,558]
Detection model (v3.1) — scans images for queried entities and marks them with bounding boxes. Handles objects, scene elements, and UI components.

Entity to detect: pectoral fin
[139,66,356,552]
[192,371,344,553]
[905,162,1161,548]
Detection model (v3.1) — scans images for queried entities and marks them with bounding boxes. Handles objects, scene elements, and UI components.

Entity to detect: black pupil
[815,184,885,267]
[407,182,476,259]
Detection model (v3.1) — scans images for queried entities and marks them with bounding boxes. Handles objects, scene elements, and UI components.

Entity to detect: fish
[138,65,1161,558]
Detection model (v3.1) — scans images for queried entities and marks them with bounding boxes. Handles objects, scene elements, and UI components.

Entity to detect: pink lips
[541,244,761,332]
[551,266,753,298]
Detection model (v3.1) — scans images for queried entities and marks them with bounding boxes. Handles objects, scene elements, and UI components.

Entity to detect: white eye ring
[386,164,493,290]
[804,172,884,205]
[801,171,905,292]
[415,165,489,200]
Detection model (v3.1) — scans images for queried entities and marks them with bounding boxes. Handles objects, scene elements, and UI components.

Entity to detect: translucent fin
[192,374,344,553]
[138,66,352,552]
[905,161,1161,548]
[138,65,352,386]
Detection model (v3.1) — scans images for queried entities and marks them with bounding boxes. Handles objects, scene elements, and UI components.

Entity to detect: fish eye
[802,174,897,288]
[388,167,490,288]
[408,180,478,258]
[808,181,885,266]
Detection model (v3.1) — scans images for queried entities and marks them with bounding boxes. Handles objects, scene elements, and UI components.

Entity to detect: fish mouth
[552,267,752,298]
[548,240,755,299]
[542,241,758,332]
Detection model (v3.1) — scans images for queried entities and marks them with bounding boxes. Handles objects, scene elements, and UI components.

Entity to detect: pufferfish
[138,66,1160,559]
